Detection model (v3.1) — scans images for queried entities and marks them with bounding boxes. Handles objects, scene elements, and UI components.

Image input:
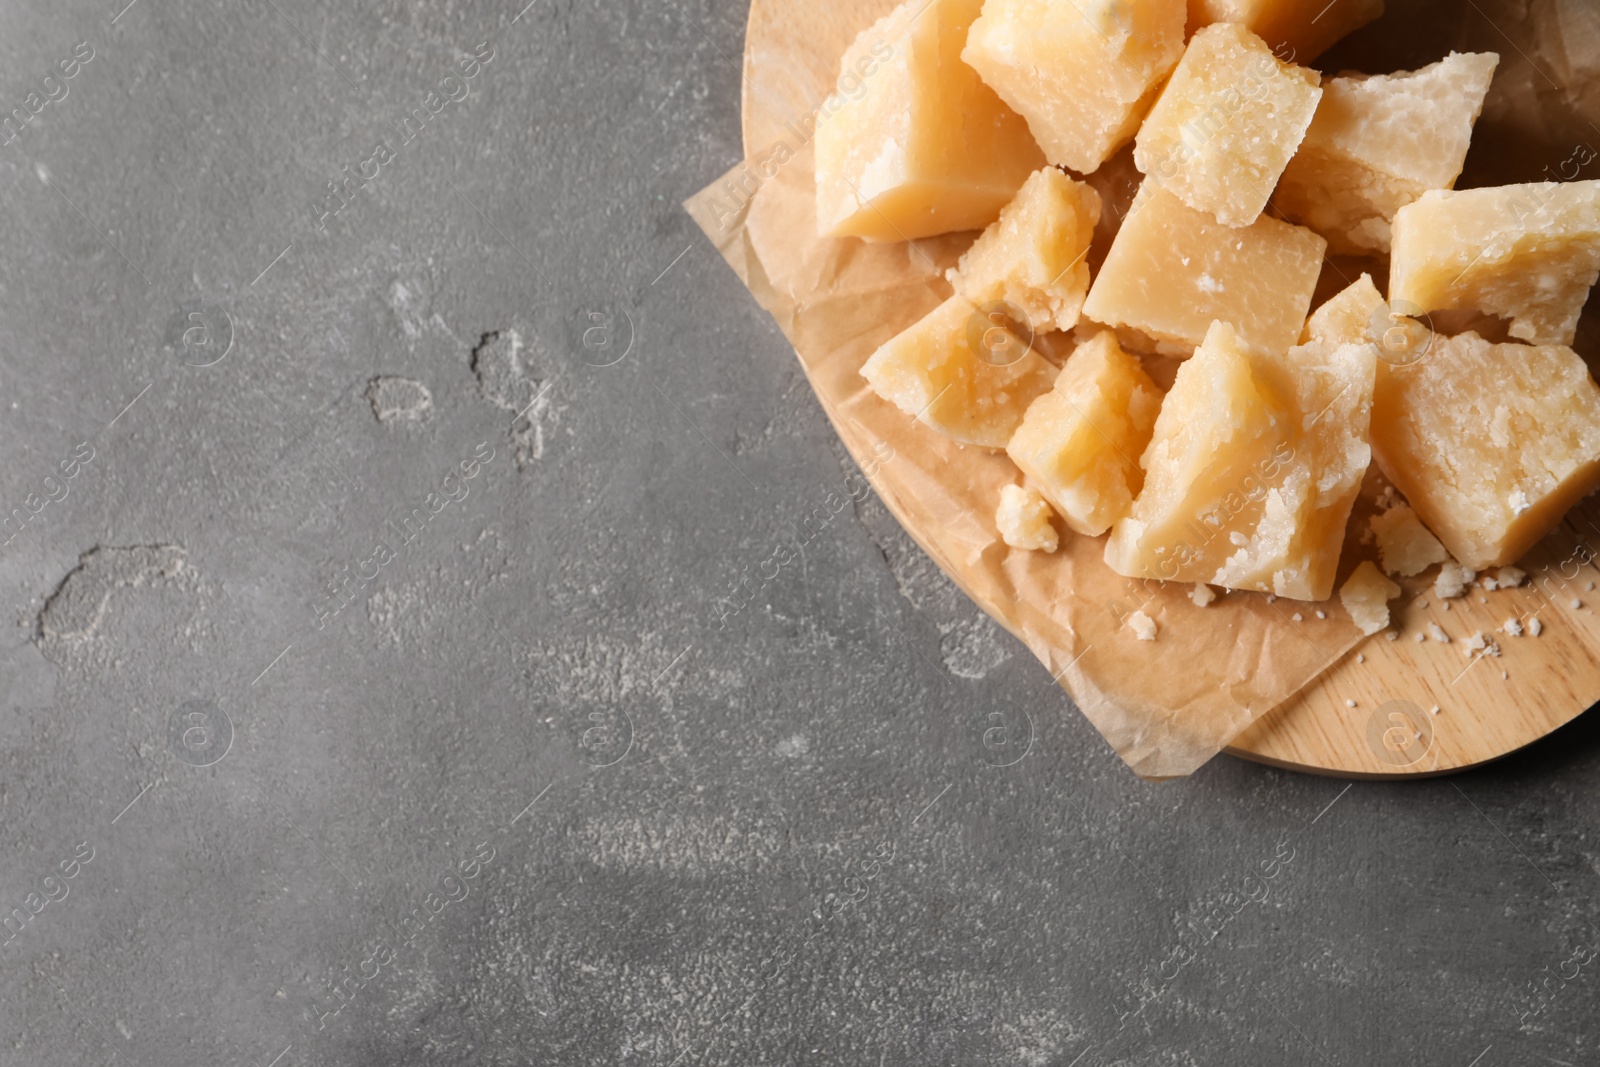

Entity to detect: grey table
[0,1,1595,1064]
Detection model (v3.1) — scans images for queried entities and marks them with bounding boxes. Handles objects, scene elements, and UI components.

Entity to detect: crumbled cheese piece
[1345,699,1357,708]
[1480,576,1499,591]
[1127,610,1158,641]
[1503,618,1524,637]
[1496,567,1526,588]
[1573,599,1584,610]
[1292,612,1304,622]
[1370,504,1449,577]
[1463,632,1487,654]
[996,484,1061,552]
[1428,623,1450,643]
[1529,617,1544,636]
[1385,631,1399,641]
[1430,705,1440,715]
[1434,561,1476,599]
[1190,583,1217,607]
[1339,561,1401,636]
[1315,610,1327,619]
[1356,653,1365,664]
[1413,631,1426,642]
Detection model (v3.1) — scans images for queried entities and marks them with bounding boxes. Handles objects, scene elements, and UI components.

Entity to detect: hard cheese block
[948,167,1102,333]
[861,295,1057,449]
[963,0,1186,175]
[1370,331,1600,570]
[1104,321,1375,600]
[1389,181,1600,346]
[814,0,1044,241]
[1277,53,1499,255]
[1302,273,1383,345]
[1006,331,1163,536]
[1186,0,1384,63]
[1082,184,1326,357]
[1134,23,1321,227]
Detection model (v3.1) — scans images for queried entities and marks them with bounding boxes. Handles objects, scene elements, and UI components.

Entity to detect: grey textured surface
[1,1,1599,1065]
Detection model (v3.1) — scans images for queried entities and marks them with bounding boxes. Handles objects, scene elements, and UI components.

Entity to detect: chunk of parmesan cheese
[1340,561,1399,636]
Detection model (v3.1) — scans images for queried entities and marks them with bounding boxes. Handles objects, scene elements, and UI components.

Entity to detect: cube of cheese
[861,295,1057,448]
[1389,181,1600,346]
[963,0,1186,175]
[1134,23,1322,227]
[1082,185,1327,357]
[1340,561,1400,636]
[1186,0,1384,63]
[1371,331,1600,569]
[1302,273,1383,346]
[1369,503,1448,577]
[948,168,1102,333]
[1006,331,1163,536]
[996,484,1060,551]
[814,0,1045,241]
[1104,321,1375,600]
[1277,53,1499,255]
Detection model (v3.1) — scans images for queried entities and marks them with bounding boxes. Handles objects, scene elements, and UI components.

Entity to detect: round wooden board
[739,0,1600,778]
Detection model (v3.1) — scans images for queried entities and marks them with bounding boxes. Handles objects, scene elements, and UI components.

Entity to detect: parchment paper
[684,0,1600,779]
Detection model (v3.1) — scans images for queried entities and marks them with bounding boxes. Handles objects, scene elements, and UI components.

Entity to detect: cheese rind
[1371,331,1600,569]
[1082,185,1326,357]
[814,0,1045,241]
[1186,0,1384,63]
[1388,181,1600,346]
[1135,23,1322,227]
[1006,331,1163,536]
[1104,321,1375,600]
[948,168,1102,333]
[1340,561,1400,635]
[963,0,1186,175]
[1277,53,1498,254]
[996,484,1060,551]
[861,295,1057,449]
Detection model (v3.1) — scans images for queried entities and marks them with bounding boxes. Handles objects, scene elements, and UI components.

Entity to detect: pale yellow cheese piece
[1369,504,1448,577]
[814,0,1045,241]
[1389,181,1600,346]
[1104,321,1375,600]
[1186,0,1384,63]
[1134,23,1321,227]
[861,295,1057,448]
[1371,331,1600,569]
[1301,273,1383,346]
[963,0,1186,175]
[996,484,1060,551]
[1082,185,1327,357]
[1277,53,1498,255]
[947,167,1102,333]
[1005,331,1162,536]
[1340,561,1400,636]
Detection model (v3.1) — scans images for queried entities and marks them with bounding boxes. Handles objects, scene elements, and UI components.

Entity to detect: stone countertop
[0,1,1595,1064]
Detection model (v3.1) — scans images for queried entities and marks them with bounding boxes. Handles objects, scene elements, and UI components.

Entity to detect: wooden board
[738,0,1600,777]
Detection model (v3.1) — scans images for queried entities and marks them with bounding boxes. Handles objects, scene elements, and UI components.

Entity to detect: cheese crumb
[1529,617,1544,637]
[1434,561,1476,599]
[1386,631,1399,641]
[1292,612,1304,622]
[1480,576,1499,591]
[1413,631,1426,642]
[1503,618,1524,636]
[1430,705,1440,715]
[1572,598,1584,610]
[1127,610,1158,641]
[1339,561,1401,636]
[1496,567,1526,588]
[1463,632,1487,654]
[1369,505,1449,577]
[1345,699,1357,708]
[1190,583,1217,607]
[996,484,1060,552]
[1315,610,1327,619]
[1356,653,1365,663]
[1428,623,1450,643]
